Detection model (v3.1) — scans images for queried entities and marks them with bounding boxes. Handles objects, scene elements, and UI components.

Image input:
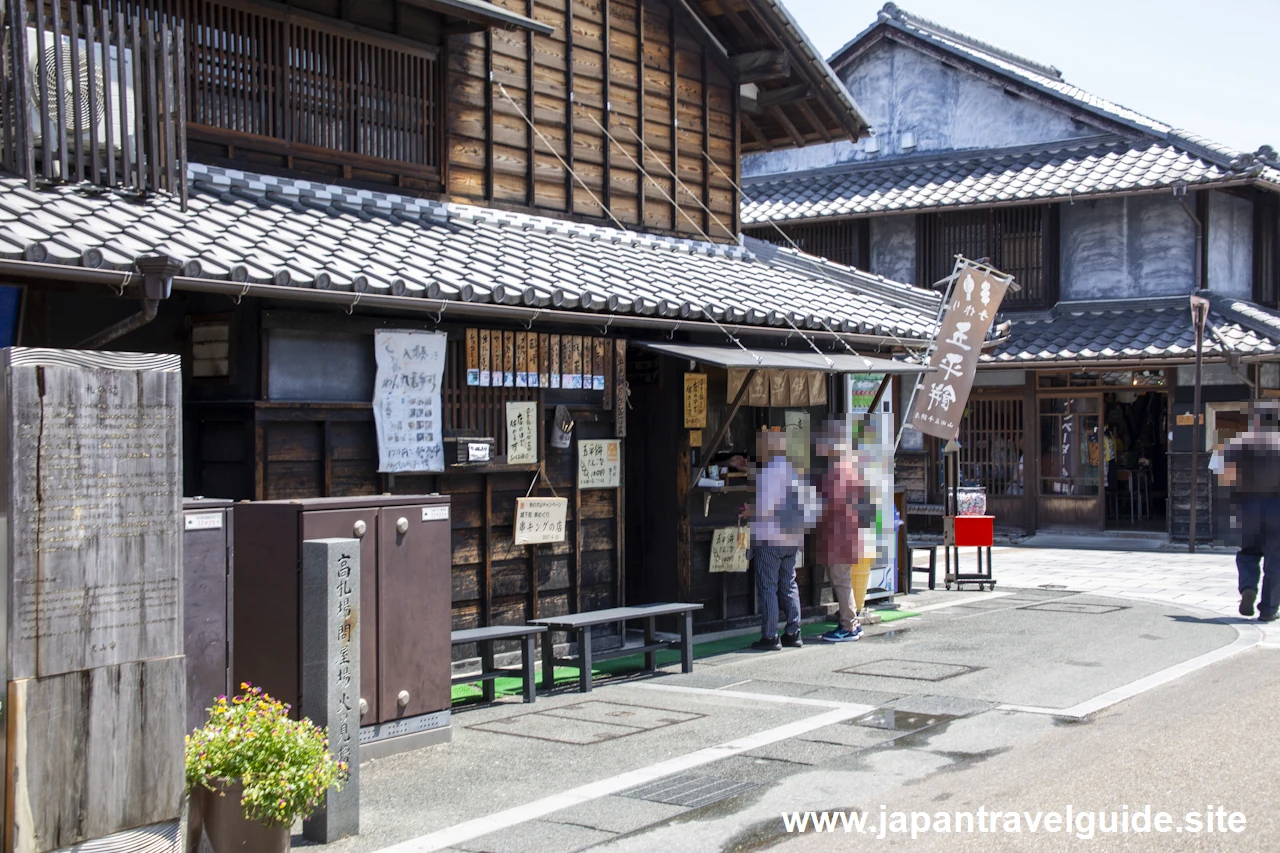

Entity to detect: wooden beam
[602,0,612,212]
[701,44,711,237]
[796,99,832,143]
[566,0,575,213]
[669,8,678,231]
[484,29,494,201]
[731,48,789,83]
[769,104,806,148]
[663,0,729,61]
[526,0,536,207]
[757,82,809,108]
[741,111,772,151]
[714,0,757,43]
[637,0,646,227]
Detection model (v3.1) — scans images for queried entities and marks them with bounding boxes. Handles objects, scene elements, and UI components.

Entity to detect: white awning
[639,342,932,374]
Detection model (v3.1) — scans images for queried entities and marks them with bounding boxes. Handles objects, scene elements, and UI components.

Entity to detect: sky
[784,0,1279,154]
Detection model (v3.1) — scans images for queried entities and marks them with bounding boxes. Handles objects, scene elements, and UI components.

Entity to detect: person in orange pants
[815,419,871,643]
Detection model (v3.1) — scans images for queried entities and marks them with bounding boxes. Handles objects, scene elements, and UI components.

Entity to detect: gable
[845,38,1105,159]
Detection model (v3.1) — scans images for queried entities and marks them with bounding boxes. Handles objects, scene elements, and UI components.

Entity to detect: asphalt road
[776,646,1280,853]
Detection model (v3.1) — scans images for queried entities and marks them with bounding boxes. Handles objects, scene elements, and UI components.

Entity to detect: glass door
[1037,395,1103,529]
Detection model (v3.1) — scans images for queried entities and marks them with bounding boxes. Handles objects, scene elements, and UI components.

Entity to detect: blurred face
[757,431,786,461]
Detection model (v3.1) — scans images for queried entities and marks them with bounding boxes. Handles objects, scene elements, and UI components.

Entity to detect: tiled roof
[984,297,1280,365]
[747,4,1280,226]
[741,138,1248,225]
[0,164,940,341]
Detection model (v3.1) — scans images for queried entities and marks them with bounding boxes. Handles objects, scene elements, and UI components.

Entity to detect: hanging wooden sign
[614,339,628,437]
[515,331,529,387]
[549,334,562,388]
[479,329,491,387]
[527,333,541,388]
[466,328,479,386]
[592,338,607,390]
[514,497,568,545]
[538,333,551,388]
[684,373,707,428]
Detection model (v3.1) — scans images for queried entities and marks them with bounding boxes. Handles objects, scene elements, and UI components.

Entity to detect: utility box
[183,497,235,733]
[232,495,453,753]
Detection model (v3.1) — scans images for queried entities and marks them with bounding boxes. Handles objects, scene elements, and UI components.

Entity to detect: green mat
[451,610,919,705]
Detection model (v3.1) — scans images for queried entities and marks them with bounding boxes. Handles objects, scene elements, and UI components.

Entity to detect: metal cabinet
[232,495,452,729]
[182,498,234,734]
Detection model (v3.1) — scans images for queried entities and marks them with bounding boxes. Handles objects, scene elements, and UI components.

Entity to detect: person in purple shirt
[731,429,820,651]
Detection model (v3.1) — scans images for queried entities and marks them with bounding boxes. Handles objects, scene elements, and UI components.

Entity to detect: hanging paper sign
[514,497,568,545]
[908,262,1010,440]
[373,329,447,473]
[506,401,538,464]
[709,526,750,573]
[592,338,607,391]
[578,438,621,488]
[684,373,707,428]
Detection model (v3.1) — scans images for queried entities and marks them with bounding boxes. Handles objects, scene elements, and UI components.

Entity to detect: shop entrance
[1102,390,1169,531]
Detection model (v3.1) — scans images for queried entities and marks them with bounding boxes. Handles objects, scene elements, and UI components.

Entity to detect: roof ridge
[744,134,1131,186]
[878,3,1062,80]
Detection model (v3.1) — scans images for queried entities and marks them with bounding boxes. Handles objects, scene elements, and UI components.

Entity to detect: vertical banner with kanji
[908,263,1011,440]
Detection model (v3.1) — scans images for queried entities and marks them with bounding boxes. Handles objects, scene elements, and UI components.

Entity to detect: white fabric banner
[373,329,448,473]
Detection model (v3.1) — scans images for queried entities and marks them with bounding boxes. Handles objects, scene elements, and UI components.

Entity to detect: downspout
[76,254,182,349]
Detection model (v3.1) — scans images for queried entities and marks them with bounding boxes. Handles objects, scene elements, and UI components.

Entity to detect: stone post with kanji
[302,538,361,842]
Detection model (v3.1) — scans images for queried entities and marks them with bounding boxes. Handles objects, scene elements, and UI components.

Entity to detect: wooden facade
[446,0,739,239]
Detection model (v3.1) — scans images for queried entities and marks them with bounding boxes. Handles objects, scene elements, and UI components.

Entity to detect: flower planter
[200,780,291,853]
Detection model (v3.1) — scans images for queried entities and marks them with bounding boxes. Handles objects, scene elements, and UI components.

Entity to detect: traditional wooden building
[0,0,955,651]
[740,3,1280,543]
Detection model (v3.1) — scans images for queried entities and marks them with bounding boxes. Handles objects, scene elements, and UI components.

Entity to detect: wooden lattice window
[941,397,1025,496]
[185,0,441,180]
[742,219,868,269]
[919,205,1056,307]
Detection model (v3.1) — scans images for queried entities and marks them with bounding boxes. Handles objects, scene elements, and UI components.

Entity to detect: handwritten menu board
[709,526,750,573]
[684,373,707,428]
[373,329,447,473]
[506,401,538,464]
[514,497,569,545]
[577,439,621,489]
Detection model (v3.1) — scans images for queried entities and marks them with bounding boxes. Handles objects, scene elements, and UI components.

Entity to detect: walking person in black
[1220,401,1280,623]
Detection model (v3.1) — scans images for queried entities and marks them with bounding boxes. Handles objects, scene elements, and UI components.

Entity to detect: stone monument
[301,538,361,842]
[0,348,184,853]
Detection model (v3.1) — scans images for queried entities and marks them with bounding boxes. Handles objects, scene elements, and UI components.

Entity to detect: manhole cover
[1024,602,1128,615]
[1039,584,1069,590]
[621,773,758,808]
[837,659,980,682]
[850,709,956,732]
[467,701,703,744]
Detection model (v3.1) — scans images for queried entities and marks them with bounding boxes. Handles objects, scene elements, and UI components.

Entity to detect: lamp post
[1188,291,1211,554]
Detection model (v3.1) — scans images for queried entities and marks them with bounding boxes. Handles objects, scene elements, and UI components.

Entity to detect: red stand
[944,515,996,590]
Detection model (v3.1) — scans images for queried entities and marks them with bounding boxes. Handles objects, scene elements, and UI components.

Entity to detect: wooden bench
[450,624,547,704]
[530,603,704,693]
[905,542,939,591]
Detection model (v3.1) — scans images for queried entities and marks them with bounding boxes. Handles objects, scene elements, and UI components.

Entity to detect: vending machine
[847,374,898,598]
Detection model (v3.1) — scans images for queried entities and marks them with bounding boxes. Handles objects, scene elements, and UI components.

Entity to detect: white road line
[628,681,876,711]
[998,623,1264,719]
[373,705,872,853]
[909,591,1014,612]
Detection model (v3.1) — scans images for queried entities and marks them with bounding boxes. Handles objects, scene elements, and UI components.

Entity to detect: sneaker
[751,635,782,651]
[1240,588,1258,618]
[781,631,804,648]
[822,625,864,643]
[1259,611,1278,624]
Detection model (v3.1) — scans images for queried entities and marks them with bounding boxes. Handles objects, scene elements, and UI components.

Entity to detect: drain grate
[621,773,758,809]
[837,658,980,682]
[1024,602,1128,615]
[850,709,956,732]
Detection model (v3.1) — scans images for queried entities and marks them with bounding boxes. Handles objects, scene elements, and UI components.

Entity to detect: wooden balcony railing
[184,0,442,184]
[1,0,187,205]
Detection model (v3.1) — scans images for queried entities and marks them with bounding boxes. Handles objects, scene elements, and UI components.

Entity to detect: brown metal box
[183,498,235,733]
[231,495,452,727]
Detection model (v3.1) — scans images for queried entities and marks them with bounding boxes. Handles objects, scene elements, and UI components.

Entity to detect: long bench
[450,624,547,704]
[530,603,704,693]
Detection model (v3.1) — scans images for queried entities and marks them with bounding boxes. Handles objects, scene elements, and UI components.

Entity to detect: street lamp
[1188,291,1211,554]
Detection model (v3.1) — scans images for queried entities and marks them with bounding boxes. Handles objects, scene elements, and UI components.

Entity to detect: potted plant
[186,684,348,853]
